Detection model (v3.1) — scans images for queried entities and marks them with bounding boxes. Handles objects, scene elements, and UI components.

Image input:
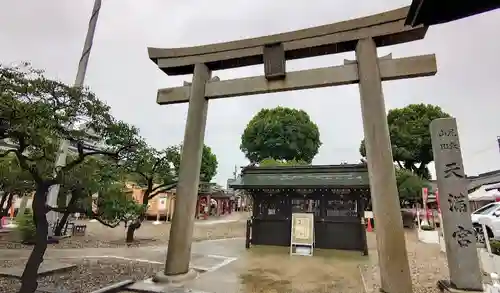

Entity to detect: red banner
[422,187,429,222]
[435,189,441,212]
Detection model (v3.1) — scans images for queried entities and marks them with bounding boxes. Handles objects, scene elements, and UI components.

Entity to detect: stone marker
[430,118,482,291]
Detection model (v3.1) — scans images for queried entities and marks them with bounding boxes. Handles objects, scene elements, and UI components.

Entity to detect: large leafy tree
[123,143,218,242]
[359,103,450,179]
[0,63,139,293]
[240,107,321,163]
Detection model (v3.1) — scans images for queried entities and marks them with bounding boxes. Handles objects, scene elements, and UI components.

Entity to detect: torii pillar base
[153,269,198,284]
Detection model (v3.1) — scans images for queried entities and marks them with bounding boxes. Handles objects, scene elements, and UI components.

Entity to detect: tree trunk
[54,211,70,237]
[54,193,78,237]
[17,195,29,218]
[126,220,141,243]
[126,189,151,243]
[0,193,8,229]
[18,183,49,293]
[0,192,8,213]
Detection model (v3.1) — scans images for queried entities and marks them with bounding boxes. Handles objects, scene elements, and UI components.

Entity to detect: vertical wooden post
[356,37,412,293]
[358,194,369,256]
[163,63,211,276]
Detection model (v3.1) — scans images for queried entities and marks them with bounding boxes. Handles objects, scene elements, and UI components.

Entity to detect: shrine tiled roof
[229,164,369,189]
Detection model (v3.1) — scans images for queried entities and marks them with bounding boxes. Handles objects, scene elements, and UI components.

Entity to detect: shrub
[490,240,500,255]
[16,210,36,243]
[420,224,434,231]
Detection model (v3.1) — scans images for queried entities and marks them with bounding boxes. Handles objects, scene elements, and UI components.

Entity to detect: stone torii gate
[148,7,436,293]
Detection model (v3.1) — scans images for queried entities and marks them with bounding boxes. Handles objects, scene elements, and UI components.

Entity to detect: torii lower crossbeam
[156,54,436,105]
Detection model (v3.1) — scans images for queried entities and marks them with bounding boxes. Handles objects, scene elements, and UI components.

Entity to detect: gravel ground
[0,214,247,249]
[0,235,162,249]
[361,230,450,293]
[0,258,162,293]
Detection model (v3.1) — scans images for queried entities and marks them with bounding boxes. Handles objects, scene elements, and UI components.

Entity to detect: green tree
[53,156,129,236]
[240,107,321,164]
[395,168,428,207]
[122,144,178,242]
[359,103,450,179]
[0,63,139,293]
[200,144,218,182]
[172,144,218,182]
[123,143,218,242]
[91,182,145,229]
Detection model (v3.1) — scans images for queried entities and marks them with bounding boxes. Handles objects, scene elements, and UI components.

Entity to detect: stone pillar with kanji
[430,118,482,291]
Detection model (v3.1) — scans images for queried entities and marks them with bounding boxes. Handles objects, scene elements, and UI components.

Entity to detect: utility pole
[46,0,102,237]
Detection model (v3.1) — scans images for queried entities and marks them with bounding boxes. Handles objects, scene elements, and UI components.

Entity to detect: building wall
[127,184,176,219]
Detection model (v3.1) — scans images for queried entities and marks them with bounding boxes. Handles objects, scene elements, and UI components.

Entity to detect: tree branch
[148,182,177,199]
[17,135,28,153]
[0,149,16,158]
[136,171,149,180]
[13,150,42,183]
[47,205,121,228]
[151,156,167,173]
[61,143,130,174]
[25,148,49,162]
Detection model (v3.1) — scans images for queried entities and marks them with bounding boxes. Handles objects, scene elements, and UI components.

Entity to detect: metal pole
[46,0,102,237]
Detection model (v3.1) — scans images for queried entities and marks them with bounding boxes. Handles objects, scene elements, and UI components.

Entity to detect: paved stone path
[0,230,450,293]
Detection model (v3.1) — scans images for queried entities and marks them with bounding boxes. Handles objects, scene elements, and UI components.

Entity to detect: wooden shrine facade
[230,164,370,253]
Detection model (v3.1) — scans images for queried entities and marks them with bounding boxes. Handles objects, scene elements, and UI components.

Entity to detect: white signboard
[158,197,167,211]
[290,213,314,256]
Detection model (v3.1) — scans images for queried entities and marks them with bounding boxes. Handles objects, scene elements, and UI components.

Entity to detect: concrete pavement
[0,237,369,293]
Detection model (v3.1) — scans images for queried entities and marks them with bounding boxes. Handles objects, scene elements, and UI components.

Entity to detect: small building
[128,183,176,220]
[196,183,234,219]
[210,190,232,216]
[230,164,370,253]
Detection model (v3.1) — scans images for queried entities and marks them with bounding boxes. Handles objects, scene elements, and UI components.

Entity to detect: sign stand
[153,197,167,225]
[290,213,314,256]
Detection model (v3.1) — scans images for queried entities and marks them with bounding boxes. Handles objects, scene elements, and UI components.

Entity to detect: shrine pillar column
[355,37,412,293]
[162,63,211,277]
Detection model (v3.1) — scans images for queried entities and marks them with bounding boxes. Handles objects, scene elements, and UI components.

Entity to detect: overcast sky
[1,0,499,186]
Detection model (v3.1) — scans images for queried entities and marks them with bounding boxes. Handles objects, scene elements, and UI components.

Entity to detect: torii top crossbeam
[148,6,426,76]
